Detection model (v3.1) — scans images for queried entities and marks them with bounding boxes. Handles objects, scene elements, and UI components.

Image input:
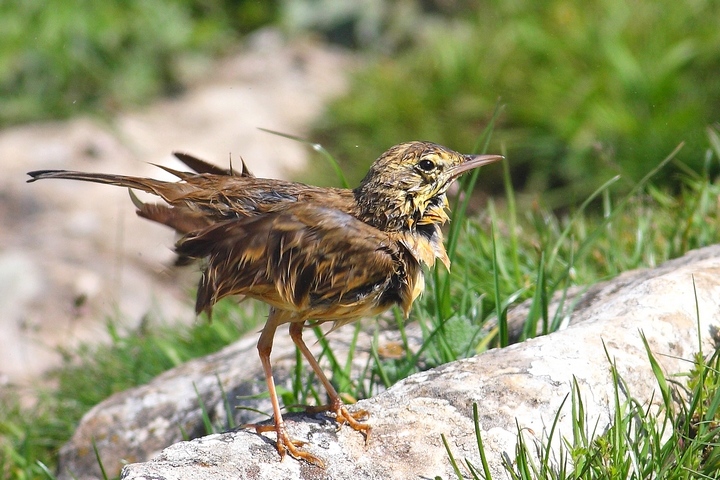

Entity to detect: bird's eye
[418,159,436,172]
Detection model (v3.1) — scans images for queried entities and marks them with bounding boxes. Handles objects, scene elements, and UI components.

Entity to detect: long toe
[276,428,325,468]
[335,405,371,439]
[304,402,371,437]
[244,421,324,467]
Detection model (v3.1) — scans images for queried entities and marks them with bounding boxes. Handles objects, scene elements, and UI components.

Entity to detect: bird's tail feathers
[27,170,168,195]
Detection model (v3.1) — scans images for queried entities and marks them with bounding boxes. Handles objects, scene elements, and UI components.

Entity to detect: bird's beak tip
[450,153,503,177]
[464,154,504,164]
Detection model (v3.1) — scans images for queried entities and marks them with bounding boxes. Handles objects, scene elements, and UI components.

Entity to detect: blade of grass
[540,392,569,478]
[216,374,235,429]
[639,332,672,410]
[292,347,304,405]
[369,336,393,389]
[569,143,685,272]
[446,105,502,262]
[707,125,720,159]
[692,275,702,355]
[234,405,272,419]
[193,383,215,434]
[472,402,493,480]
[500,144,521,286]
[441,433,466,480]
[258,128,349,188]
[491,221,508,347]
[435,106,502,317]
[522,251,546,341]
[35,461,57,480]
[341,323,363,395]
[91,439,109,480]
[312,325,355,394]
[546,174,621,270]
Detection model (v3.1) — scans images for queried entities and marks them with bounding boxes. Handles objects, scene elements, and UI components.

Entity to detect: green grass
[3,125,720,478]
[309,0,720,197]
[0,0,278,127]
[441,336,720,479]
[3,1,717,197]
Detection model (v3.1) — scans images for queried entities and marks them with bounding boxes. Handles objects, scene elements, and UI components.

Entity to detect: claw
[303,402,371,440]
[244,421,324,467]
[334,405,371,442]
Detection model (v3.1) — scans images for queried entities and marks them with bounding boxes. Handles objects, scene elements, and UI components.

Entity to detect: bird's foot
[247,421,325,467]
[305,401,371,440]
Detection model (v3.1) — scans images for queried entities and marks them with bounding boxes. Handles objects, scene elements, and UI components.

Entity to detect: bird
[27,141,502,466]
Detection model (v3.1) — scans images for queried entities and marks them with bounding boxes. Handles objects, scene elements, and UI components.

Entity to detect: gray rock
[57,317,420,479]
[59,245,720,479]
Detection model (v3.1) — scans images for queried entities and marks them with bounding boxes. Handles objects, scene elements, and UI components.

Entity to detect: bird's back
[177,202,422,322]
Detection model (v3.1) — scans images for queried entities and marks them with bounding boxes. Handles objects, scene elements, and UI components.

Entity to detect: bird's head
[353,141,502,232]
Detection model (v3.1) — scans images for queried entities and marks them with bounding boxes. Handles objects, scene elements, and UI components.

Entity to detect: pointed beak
[447,154,504,179]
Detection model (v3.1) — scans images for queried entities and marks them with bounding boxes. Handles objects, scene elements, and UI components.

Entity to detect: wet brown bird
[27,141,501,466]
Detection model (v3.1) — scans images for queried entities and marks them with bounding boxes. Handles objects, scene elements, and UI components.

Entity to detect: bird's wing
[177,204,417,319]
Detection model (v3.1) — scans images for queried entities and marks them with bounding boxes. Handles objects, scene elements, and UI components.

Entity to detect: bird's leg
[249,309,324,467]
[288,321,371,439]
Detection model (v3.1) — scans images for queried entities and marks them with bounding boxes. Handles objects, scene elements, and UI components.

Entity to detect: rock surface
[57,316,422,479]
[0,30,353,384]
[58,245,720,479]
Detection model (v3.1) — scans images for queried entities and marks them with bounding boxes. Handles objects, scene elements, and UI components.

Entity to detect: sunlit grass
[312,1,720,196]
[441,333,720,479]
[0,1,278,127]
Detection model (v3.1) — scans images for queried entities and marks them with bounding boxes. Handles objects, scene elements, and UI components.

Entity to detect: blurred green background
[2,0,719,200]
